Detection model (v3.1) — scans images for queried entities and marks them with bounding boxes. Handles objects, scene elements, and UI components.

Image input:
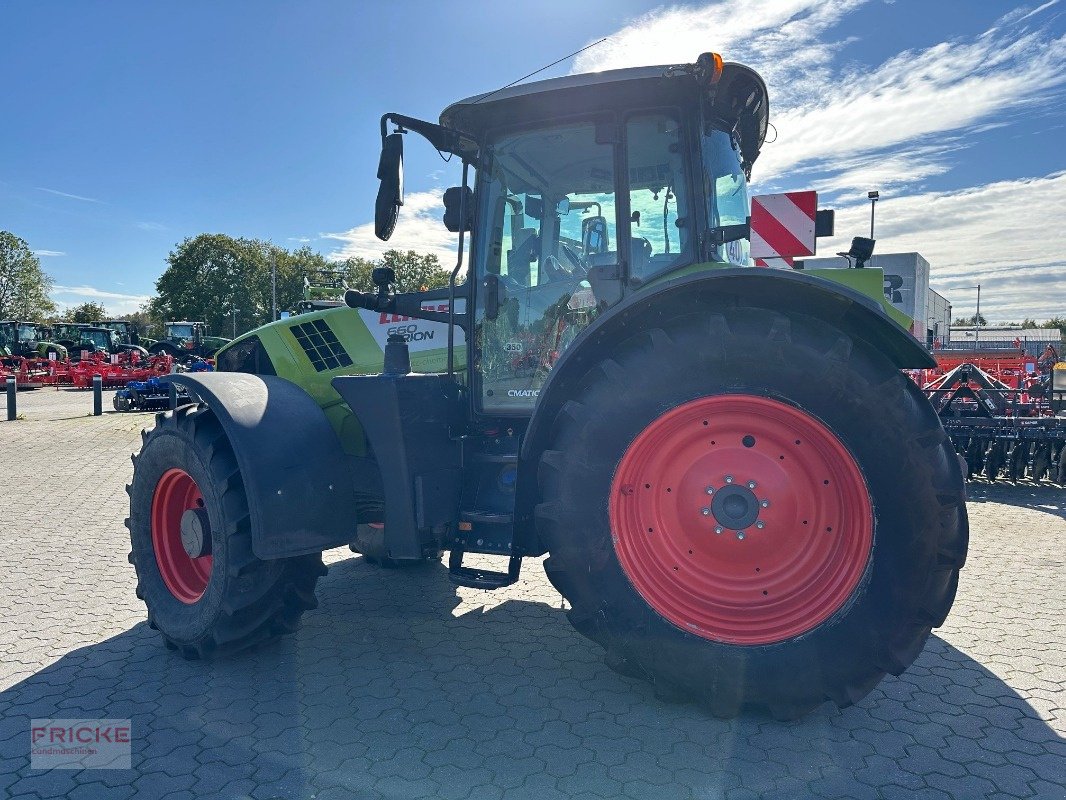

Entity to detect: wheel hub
[180,508,212,559]
[609,394,874,645]
[709,483,760,531]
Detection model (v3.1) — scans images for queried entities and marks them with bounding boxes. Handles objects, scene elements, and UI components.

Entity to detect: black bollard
[92,374,103,416]
[5,376,15,421]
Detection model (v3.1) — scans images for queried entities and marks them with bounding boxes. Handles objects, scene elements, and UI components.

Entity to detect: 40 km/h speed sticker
[356,300,466,354]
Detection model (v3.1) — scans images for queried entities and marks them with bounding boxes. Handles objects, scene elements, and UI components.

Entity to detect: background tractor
[127,53,968,718]
[97,318,154,349]
[0,320,67,361]
[148,321,228,362]
[54,324,149,361]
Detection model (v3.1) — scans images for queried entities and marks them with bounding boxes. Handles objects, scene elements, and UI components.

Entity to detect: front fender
[513,268,933,550]
[161,372,360,559]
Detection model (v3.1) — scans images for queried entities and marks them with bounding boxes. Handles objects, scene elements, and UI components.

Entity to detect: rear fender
[514,267,934,553]
[161,372,360,559]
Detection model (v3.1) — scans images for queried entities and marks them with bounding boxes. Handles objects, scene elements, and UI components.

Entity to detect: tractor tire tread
[128,403,324,659]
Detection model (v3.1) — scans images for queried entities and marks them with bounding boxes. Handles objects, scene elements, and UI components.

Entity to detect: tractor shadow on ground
[1,555,1062,799]
[965,480,1066,521]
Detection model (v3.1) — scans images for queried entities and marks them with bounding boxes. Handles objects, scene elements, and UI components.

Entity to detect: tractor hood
[440,60,769,170]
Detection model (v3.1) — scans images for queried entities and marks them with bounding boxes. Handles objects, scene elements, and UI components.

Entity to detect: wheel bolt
[756,521,765,529]
[705,486,714,495]
[725,475,734,484]
[747,481,756,489]
[714,526,723,534]
[760,500,770,508]
[736,531,746,540]
[700,507,711,516]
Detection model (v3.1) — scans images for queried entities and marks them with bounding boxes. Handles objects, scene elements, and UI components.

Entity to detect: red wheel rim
[609,395,873,645]
[151,468,213,604]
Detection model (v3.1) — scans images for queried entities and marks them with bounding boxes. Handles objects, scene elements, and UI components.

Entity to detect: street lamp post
[955,285,982,347]
[232,308,240,339]
[868,190,879,239]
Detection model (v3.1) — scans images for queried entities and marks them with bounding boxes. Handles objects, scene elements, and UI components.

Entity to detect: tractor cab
[97,319,141,346]
[165,322,202,346]
[356,54,767,416]
[0,321,20,356]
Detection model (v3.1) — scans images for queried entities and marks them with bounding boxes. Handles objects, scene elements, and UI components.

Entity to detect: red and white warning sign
[750,191,817,268]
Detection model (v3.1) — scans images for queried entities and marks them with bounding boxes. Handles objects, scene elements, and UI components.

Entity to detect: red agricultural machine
[126,53,968,719]
[915,348,1066,483]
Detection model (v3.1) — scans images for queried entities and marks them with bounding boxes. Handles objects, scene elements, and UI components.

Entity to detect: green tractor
[127,53,967,718]
[148,321,228,361]
[0,320,67,361]
[55,324,149,361]
[97,318,155,349]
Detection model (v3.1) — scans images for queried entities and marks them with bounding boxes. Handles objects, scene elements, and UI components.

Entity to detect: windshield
[475,121,616,413]
[704,129,750,265]
[168,324,195,339]
[18,324,37,343]
[84,330,112,348]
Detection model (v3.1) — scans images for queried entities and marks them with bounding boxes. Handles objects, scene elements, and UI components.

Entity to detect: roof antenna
[471,37,609,105]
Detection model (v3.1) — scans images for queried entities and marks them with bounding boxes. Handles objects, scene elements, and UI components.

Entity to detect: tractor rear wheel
[127,403,326,658]
[536,305,968,718]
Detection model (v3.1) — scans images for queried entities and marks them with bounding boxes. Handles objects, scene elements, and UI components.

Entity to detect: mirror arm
[380,113,477,159]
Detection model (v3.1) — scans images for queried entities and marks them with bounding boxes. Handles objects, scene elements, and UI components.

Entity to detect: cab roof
[440,59,769,170]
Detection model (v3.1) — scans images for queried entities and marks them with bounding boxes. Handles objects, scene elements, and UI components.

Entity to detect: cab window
[625,113,692,281]
[217,335,276,375]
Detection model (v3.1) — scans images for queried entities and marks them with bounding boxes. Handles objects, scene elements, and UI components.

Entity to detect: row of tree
[149,234,449,336]
[953,314,1066,331]
[0,230,451,339]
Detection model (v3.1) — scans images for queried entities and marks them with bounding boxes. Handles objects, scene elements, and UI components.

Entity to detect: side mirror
[555,197,571,216]
[582,216,609,255]
[375,133,404,241]
[443,186,474,232]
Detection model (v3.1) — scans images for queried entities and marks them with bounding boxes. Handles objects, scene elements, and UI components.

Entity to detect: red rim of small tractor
[151,468,213,604]
[609,394,873,645]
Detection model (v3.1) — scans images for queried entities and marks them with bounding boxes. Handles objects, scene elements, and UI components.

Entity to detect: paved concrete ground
[0,388,1063,800]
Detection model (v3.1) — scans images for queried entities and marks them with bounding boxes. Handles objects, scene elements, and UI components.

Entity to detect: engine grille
[290,319,353,372]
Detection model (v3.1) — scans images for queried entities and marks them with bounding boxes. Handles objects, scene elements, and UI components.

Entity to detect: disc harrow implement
[920,359,1066,484]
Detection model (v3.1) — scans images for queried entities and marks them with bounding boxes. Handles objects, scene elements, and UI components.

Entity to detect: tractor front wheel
[127,404,326,658]
[536,305,968,718]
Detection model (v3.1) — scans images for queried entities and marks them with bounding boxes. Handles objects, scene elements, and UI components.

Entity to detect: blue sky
[2,0,1064,319]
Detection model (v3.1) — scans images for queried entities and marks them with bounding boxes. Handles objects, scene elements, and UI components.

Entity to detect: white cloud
[816,172,1066,320]
[572,1,1066,195]
[757,27,1066,188]
[287,236,312,244]
[322,189,466,268]
[36,187,102,203]
[33,249,66,257]
[51,285,150,316]
[136,221,167,232]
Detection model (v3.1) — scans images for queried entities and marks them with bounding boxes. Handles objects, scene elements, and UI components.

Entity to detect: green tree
[65,301,108,323]
[0,231,57,320]
[341,250,450,293]
[1042,316,1066,335]
[953,314,987,326]
[151,234,275,337]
